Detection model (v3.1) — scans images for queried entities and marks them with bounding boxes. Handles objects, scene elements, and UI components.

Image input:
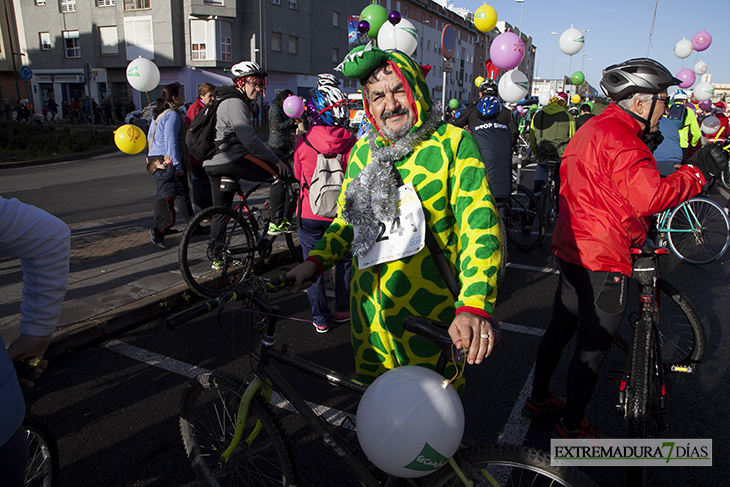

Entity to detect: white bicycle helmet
[230,61,267,80]
[317,73,341,88]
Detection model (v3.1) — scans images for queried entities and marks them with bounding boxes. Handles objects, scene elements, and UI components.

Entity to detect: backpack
[302,136,345,219]
[666,104,688,130]
[185,99,222,161]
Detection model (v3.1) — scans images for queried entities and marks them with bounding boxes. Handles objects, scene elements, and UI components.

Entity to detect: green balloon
[449,99,459,109]
[360,4,389,38]
[571,71,585,85]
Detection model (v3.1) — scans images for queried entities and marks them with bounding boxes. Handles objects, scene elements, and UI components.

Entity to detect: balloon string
[647,0,659,56]
[446,344,466,385]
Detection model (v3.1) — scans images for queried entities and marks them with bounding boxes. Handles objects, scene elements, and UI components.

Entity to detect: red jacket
[185,98,206,167]
[293,125,356,222]
[551,103,705,276]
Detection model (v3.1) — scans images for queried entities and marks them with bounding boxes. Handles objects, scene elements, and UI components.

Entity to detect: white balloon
[538,91,551,106]
[377,18,418,57]
[694,81,715,101]
[498,69,529,104]
[356,366,464,478]
[701,115,721,135]
[559,26,584,56]
[126,57,160,92]
[673,38,693,60]
[694,60,708,75]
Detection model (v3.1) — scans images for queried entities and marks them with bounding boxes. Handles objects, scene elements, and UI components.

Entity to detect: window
[40,32,52,50]
[36,0,46,5]
[271,32,281,51]
[332,48,339,63]
[99,26,119,54]
[288,0,297,10]
[60,0,76,12]
[332,11,339,27]
[96,0,115,6]
[404,5,408,16]
[395,1,400,12]
[421,13,424,22]
[271,0,280,4]
[220,21,231,61]
[190,20,208,60]
[427,40,430,51]
[124,16,153,59]
[124,0,150,11]
[63,30,80,58]
[386,0,390,9]
[288,35,297,54]
[204,0,223,4]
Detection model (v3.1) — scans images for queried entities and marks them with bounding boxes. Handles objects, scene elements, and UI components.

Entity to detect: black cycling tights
[531,258,629,429]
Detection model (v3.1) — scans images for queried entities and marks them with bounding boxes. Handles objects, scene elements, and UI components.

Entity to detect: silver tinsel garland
[342,109,442,257]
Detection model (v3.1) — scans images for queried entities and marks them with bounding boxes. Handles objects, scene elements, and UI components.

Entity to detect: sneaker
[150,229,166,249]
[267,219,294,235]
[555,417,607,439]
[313,322,329,334]
[334,311,350,324]
[521,391,566,418]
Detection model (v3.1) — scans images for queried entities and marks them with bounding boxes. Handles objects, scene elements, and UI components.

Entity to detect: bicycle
[178,171,301,298]
[166,276,598,487]
[502,157,545,251]
[536,158,559,231]
[653,196,730,264]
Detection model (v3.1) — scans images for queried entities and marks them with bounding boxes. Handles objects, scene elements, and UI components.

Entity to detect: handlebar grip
[166,298,220,329]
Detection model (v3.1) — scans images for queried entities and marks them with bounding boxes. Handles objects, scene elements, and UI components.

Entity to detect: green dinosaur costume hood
[336,43,432,141]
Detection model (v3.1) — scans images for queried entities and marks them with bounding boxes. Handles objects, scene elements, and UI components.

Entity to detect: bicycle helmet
[671,89,688,102]
[477,96,501,118]
[307,85,349,127]
[317,73,341,88]
[230,61,267,80]
[600,58,680,101]
[479,78,498,96]
[568,106,580,117]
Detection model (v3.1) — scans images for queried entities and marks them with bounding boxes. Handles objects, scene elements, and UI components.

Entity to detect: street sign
[19,66,33,81]
[443,61,453,73]
[84,63,93,84]
[441,24,456,61]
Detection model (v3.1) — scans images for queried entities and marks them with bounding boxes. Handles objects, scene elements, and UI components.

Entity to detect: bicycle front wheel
[666,197,730,264]
[179,206,255,298]
[179,372,298,487]
[24,419,58,487]
[422,445,598,487]
[505,184,545,251]
[614,278,706,367]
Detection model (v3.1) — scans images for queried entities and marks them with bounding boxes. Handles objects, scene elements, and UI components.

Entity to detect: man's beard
[379,107,414,140]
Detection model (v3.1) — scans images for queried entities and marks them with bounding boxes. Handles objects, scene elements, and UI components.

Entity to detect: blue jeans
[298,218,351,327]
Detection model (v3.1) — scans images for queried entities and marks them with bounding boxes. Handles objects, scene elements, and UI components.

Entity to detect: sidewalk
[0,207,299,358]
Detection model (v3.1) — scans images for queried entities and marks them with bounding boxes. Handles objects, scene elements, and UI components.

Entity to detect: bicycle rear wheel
[179,206,255,298]
[720,167,730,191]
[179,372,298,487]
[24,419,58,487]
[624,318,657,439]
[614,278,706,367]
[284,179,302,262]
[422,445,598,487]
[504,184,545,251]
[666,197,730,264]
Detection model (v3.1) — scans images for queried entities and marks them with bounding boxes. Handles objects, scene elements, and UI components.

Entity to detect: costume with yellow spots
[306,46,501,392]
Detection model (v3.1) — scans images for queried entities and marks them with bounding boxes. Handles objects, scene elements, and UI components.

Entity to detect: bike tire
[179,206,255,298]
[179,372,299,487]
[24,418,59,487]
[625,318,655,439]
[719,167,730,191]
[666,197,730,264]
[504,184,545,251]
[614,278,706,366]
[539,178,556,229]
[284,179,302,262]
[421,444,598,487]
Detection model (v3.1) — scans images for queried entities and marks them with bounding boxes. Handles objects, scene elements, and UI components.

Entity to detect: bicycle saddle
[630,238,670,257]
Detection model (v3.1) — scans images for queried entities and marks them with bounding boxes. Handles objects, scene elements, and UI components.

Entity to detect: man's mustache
[381,106,409,122]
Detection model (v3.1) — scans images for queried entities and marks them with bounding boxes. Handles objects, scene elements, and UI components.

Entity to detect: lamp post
[516,0,525,35]
[550,32,558,86]
[581,29,589,73]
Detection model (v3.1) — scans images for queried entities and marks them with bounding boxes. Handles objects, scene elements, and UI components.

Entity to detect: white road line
[498,366,536,445]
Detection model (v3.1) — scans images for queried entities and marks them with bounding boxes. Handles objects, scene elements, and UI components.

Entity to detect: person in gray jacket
[203,61,292,235]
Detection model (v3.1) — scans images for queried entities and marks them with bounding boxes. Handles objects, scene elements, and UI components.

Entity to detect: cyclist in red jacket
[521,58,722,439]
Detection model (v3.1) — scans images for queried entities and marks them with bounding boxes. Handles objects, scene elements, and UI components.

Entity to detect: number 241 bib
[354,183,426,269]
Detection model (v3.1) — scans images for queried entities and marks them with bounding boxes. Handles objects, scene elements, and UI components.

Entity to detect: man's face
[365,68,417,140]
[634,91,669,132]
[201,92,215,105]
[244,76,265,99]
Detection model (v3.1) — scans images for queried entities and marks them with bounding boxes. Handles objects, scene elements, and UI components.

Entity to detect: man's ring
[480,333,489,339]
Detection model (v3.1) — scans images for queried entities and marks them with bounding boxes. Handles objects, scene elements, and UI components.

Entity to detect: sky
[458,0,730,91]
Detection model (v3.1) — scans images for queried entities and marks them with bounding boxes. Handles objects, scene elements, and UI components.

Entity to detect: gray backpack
[302,136,345,219]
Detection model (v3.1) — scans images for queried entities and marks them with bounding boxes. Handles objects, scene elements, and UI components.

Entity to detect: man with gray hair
[521,58,724,439]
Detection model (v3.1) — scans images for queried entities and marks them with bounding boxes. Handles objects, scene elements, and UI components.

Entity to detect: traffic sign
[441,24,456,61]
[443,61,453,73]
[19,66,33,81]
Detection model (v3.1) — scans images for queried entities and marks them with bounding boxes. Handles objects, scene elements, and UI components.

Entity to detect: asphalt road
[5,155,730,486]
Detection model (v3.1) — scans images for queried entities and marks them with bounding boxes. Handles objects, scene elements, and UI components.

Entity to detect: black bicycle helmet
[600,58,680,101]
[479,78,498,97]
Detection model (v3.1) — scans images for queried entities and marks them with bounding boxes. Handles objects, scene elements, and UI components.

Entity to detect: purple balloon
[388,10,401,25]
[699,99,712,112]
[676,68,696,89]
[489,32,525,71]
[691,30,712,52]
[358,20,370,34]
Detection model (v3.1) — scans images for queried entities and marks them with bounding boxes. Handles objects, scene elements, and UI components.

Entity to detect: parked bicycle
[502,157,545,251]
[166,275,598,487]
[537,158,559,232]
[178,171,301,298]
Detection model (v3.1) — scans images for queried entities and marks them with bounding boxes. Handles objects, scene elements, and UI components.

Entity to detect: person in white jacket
[0,196,70,487]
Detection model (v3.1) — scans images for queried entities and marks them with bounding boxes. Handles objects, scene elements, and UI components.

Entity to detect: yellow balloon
[474,4,498,33]
[571,94,581,105]
[474,76,485,88]
[115,124,147,155]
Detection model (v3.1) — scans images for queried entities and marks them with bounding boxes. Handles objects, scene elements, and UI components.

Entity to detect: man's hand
[448,312,495,365]
[285,260,318,293]
[275,160,289,178]
[7,335,52,388]
[688,142,728,180]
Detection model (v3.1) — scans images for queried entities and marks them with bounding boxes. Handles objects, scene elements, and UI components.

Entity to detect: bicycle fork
[221,377,271,463]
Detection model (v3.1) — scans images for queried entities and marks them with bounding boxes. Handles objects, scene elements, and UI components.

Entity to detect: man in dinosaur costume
[288,44,501,391]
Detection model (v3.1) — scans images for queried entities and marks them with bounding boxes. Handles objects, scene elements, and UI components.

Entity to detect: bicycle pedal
[668,364,696,374]
[607,369,624,381]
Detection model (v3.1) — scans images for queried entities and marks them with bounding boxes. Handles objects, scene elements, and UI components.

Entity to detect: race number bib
[355,183,426,269]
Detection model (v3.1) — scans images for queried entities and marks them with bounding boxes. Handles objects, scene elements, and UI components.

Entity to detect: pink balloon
[489,32,525,71]
[691,30,712,52]
[676,68,696,89]
[699,99,712,111]
[282,95,304,118]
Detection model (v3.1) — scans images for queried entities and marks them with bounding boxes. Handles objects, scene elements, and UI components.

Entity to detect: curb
[45,246,299,358]
[0,147,118,169]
